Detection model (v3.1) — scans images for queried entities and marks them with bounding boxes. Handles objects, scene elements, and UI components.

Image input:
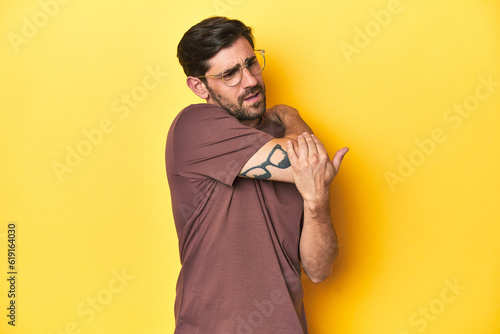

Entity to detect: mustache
[238,84,264,105]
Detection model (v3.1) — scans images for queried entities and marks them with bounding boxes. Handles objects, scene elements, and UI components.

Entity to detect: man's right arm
[239,105,314,183]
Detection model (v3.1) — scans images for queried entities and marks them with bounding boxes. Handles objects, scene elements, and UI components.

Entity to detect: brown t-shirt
[166,103,307,333]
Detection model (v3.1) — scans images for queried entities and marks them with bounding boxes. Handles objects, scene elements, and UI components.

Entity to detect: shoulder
[169,103,252,139]
[174,103,232,124]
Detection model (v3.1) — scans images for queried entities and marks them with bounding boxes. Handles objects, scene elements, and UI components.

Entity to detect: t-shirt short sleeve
[169,104,274,186]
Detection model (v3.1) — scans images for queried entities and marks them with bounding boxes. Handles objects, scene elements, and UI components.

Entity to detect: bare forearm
[282,113,313,140]
[286,130,348,284]
[268,105,313,139]
[300,197,339,283]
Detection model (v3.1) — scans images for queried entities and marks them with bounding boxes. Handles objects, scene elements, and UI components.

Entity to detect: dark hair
[177,16,255,82]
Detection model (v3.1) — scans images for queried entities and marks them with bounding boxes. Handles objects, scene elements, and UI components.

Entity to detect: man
[166,16,348,333]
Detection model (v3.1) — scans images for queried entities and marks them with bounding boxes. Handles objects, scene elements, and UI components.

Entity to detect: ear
[187,76,210,100]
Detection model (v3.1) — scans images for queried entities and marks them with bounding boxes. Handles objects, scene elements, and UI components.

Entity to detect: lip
[244,91,260,102]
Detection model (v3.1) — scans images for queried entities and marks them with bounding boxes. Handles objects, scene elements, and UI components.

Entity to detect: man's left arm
[286,133,349,283]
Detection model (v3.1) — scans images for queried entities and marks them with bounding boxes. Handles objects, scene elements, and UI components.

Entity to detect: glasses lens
[250,52,265,75]
[223,51,265,87]
[222,68,241,87]
[221,67,240,86]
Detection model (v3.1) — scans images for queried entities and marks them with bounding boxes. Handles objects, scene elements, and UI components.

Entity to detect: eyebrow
[221,55,256,73]
[223,63,240,73]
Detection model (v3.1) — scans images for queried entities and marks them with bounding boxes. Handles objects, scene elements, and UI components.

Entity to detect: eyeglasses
[198,49,265,87]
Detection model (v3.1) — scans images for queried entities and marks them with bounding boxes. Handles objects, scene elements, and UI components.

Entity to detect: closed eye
[221,66,240,80]
[246,56,258,69]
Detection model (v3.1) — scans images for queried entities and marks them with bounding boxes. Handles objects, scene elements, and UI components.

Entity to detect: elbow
[307,266,333,284]
[310,274,329,284]
[302,243,339,284]
[308,253,338,284]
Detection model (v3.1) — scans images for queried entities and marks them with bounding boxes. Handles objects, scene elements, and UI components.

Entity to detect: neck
[240,117,262,128]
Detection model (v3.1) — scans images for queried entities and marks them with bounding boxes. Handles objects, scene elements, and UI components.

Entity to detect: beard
[206,83,267,121]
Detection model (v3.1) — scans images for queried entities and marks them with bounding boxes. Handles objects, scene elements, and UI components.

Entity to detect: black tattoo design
[241,144,291,179]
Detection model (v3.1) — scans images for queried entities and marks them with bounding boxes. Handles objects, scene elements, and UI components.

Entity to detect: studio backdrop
[1,0,499,333]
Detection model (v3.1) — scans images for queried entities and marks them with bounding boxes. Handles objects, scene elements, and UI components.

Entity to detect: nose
[240,67,258,88]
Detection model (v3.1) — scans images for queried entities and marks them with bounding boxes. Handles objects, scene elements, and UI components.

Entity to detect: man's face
[204,37,266,121]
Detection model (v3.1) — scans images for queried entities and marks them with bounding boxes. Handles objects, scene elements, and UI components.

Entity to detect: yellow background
[1,0,499,333]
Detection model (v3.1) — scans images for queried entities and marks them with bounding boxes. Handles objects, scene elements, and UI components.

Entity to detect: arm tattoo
[241,144,291,179]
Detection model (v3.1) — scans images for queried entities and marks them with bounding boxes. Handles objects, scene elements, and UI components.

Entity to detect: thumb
[332,147,349,172]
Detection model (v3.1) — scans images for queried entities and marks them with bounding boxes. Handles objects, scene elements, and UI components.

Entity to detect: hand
[286,133,348,207]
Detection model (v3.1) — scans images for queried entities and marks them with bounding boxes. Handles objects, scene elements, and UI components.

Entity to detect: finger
[310,134,328,155]
[332,147,349,171]
[302,132,318,156]
[286,140,298,165]
[297,134,308,158]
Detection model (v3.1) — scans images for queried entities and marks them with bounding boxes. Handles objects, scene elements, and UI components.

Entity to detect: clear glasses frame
[197,49,265,87]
